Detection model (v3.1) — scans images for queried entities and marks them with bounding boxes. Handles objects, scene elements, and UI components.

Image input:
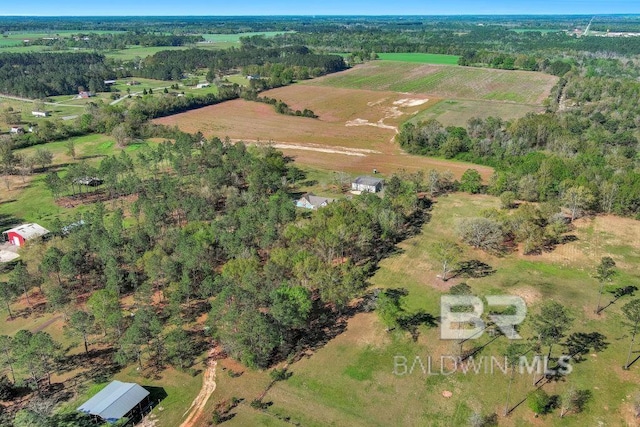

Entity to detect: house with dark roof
[295,193,335,210]
[77,380,151,424]
[351,176,384,193]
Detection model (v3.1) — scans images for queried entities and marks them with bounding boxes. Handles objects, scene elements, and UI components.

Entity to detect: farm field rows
[153,85,493,179]
[309,61,558,105]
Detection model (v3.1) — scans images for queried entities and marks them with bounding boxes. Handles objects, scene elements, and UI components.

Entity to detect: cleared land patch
[154,85,493,179]
[309,61,558,105]
[410,99,543,127]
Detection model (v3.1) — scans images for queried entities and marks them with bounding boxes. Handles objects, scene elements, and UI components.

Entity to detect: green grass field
[310,61,558,105]
[410,99,543,127]
[377,53,460,65]
[242,193,640,426]
[200,31,293,43]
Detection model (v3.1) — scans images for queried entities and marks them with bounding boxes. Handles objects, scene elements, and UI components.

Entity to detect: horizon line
[0,13,638,18]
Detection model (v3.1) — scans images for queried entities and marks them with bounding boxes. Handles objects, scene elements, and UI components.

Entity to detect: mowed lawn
[253,193,640,427]
[310,61,558,105]
[377,53,460,65]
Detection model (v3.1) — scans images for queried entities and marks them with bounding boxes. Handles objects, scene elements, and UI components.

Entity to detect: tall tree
[503,342,527,416]
[531,301,573,360]
[622,299,640,370]
[0,335,16,383]
[33,148,53,171]
[433,240,463,281]
[594,256,616,314]
[9,263,32,307]
[66,311,95,355]
[0,280,19,319]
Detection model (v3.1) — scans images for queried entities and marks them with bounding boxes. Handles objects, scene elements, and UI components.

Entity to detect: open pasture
[310,61,558,105]
[154,85,493,179]
[246,193,640,427]
[377,52,460,65]
[410,99,543,127]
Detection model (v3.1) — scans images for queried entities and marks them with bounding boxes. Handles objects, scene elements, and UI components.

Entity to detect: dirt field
[154,86,493,179]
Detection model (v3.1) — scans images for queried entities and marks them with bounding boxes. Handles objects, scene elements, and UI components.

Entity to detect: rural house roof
[303,193,334,206]
[3,223,50,240]
[77,380,149,423]
[352,176,384,186]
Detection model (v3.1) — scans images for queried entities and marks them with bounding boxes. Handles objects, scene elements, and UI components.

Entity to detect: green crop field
[310,61,558,105]
[377,53,460,65]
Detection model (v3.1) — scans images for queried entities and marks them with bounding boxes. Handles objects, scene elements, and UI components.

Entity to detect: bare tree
[562,186,594,221]
[433,240,463,281]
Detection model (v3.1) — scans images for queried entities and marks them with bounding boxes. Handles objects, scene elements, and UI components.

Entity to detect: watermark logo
[392,355,573,377]
[440,295,526,340]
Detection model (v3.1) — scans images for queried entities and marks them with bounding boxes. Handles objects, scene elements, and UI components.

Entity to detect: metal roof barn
[77,380,150,423]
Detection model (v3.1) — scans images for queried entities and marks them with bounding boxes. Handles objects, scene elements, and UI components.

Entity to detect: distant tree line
[0,52,114,98]
[24,31,204,50]
[136,46,346,81]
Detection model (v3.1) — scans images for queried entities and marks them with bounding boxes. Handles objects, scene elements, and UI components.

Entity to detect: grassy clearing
[0,134,156,229]
[411,99,543,127]
[310,61,558,105]
[250,193,640,426]
[200,31,293,43]
[376,53,460,65]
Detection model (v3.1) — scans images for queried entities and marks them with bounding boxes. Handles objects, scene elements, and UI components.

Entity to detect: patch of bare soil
[179,359,217,427]
[509,287,542,306]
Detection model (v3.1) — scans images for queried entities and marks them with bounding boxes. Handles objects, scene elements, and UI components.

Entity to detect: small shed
[104,80,117,85]
[77,380,150,424]
[32,111,50,118]
[9,126,24,134]
[196,83,210,89]
[296,193,335,210]
[78,91,95,99]
[351,176,384,193]
[3,223,50,247]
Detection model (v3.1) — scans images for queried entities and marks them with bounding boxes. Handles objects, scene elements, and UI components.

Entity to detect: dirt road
[179,359,217,427]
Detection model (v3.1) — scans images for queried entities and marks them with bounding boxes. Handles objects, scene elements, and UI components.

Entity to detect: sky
[2,0,640,16]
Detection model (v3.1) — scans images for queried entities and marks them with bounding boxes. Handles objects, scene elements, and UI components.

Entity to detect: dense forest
[23,32,205,50]
[0,133,428,395]
[137,45,346,81]
[0,53,114,98]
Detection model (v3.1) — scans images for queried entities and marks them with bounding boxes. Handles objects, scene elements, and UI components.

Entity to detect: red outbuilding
[3,223,50,247]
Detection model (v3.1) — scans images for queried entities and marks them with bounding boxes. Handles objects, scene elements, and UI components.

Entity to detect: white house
[32,111,49,118]
[295,193,335,210]
[351,176,384,193]
[196,83,210,89]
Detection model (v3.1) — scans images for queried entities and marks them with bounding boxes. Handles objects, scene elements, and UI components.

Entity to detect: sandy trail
[179,359,217,427]
[231,139,382,157]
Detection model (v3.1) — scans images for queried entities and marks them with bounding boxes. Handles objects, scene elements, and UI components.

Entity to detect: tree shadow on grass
[453,260,496,279]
